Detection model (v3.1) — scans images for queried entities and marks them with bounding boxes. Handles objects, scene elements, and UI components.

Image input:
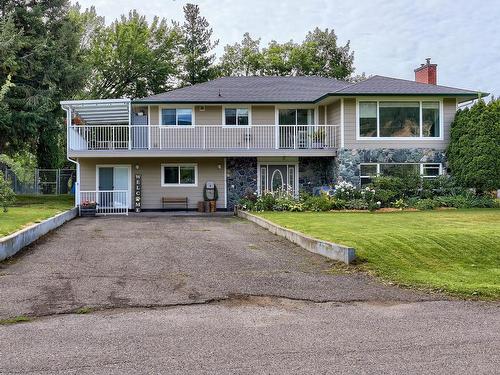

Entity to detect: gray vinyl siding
[252,105,275,125]
[195,105,222,125]
[326,100,341,125]
[79,157,226,209]
[149,105,159,125]
[343,97,457,150]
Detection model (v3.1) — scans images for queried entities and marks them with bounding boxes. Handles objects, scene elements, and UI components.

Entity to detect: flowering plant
[80,200,97,209]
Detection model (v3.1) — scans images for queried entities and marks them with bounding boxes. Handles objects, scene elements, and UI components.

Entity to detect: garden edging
[237,210,356,264]
[0,207,78,261]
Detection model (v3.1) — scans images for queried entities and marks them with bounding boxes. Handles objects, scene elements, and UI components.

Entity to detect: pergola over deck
[60,99,131,125]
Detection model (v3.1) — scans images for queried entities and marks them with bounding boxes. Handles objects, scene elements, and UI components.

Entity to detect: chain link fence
[2,168,76,195]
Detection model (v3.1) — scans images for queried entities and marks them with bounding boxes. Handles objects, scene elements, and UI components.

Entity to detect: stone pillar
[226,157,257,210]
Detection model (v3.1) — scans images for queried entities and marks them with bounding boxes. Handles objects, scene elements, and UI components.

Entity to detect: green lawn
[0,195,74,237]
[257,209,500,299]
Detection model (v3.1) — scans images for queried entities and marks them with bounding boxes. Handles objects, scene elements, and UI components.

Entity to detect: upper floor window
[161,108,192,126]
[358,101,440,138]
[225,108,249,126]
[279,109,315,125]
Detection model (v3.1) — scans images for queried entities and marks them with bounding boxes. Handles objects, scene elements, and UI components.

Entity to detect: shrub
[301,194,333,211]
[447,98,500,194]
[370,173,420,201]
[253,192,276,211]
[392,198,408,210]
[412,198,440,210]
[332,181,360,200]
[345,199,368,210]
[0,171,16,212]
[436,194,497,209]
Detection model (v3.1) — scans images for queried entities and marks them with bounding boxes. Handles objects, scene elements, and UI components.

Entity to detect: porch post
[128,101,132,150]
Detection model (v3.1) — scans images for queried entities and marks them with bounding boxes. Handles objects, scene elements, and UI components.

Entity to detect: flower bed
[238,176,498,213]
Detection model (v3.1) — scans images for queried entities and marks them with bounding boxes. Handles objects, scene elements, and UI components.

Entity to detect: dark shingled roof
[133,75,486,104]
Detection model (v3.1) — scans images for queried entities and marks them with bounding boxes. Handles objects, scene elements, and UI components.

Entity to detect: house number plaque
[135,174,142,213]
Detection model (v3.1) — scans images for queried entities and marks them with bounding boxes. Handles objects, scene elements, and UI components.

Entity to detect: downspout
[62,104,79,208]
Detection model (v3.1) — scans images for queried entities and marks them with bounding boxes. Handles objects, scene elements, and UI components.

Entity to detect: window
[358,101,441,138]
[422,163,441,178]
[359,163,442,186]
[225,108,249,125]
[360,164,377,186]
[359,102,377,137]
[279,109,315,125]
[379,102,420,137]
[422,102,440,137]
[161,164,197,186]
[161,108,193,126]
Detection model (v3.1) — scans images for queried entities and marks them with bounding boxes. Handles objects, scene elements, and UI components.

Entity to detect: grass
[0,195,74,237]
[257,209,500,299]
[0,316,32,325]
[75,307,94,314]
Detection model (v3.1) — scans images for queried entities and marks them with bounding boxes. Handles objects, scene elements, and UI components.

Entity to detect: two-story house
[61,59,486,214]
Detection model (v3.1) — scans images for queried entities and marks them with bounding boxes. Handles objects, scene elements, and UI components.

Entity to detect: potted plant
[80,200,97,217]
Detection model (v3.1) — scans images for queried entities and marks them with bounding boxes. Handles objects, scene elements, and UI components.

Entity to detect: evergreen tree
[180,3,218,85]
[447,98,500,193]
[0,1,89,167]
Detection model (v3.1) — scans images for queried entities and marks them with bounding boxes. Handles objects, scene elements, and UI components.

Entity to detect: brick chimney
[414,58,437,85]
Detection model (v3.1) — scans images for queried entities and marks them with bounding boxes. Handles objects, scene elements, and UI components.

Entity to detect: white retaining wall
[238,210,356,264]
[0,208,78,261]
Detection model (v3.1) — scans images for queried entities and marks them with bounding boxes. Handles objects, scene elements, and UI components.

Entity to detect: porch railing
[80,190,129,215]
[68,125,339,151]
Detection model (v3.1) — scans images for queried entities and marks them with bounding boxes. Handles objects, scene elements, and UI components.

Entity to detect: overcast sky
[74,0,499,98]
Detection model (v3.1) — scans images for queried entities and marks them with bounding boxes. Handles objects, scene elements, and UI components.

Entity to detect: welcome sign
[135,174,142,213]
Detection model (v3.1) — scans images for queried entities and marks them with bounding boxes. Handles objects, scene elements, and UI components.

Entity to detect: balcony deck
[68,125,339,157]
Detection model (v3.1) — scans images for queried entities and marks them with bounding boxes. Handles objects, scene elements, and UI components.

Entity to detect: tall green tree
[179,3,218,85]
[447,98,500,193]
[219,27,355,80]
[220,33,263,76]
[0,0,89,167]
[85,10,181,99]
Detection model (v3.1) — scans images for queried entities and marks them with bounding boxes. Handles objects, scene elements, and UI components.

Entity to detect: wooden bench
[161,197,188,211]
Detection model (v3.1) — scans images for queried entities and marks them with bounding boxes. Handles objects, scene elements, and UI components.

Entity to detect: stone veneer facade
[298,157,336,193]
[336,148,447,186]
[225,150,445,208]
[226,157,258,210]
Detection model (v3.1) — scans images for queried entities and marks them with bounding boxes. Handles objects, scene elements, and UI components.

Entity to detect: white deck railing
[69,125,339,151]
[80,190,129,215]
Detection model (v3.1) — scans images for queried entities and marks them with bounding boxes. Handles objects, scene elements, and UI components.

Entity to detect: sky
[74,0,500,98]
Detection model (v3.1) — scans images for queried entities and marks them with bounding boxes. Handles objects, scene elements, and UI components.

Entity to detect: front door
[97,166,130,209]
[259,164,297,195]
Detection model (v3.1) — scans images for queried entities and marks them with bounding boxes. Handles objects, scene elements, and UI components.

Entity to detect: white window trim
[355,97,444,141]
[95,164,132,209]
[257,162,299,196]
[161,163,198,187]
[159,105,195,126]
[359,162,443,181]
[222,105,252,127]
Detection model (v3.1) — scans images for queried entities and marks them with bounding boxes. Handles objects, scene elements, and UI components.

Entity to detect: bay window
[224,108,249,125]
[161,108,193,126]
[358,100,441,138]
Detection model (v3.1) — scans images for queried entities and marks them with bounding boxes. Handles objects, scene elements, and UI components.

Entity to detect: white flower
[376,201,381,205]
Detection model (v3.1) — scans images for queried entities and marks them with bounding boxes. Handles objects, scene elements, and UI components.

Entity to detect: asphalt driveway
[1,215,499,374]
[1,215,432,319]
